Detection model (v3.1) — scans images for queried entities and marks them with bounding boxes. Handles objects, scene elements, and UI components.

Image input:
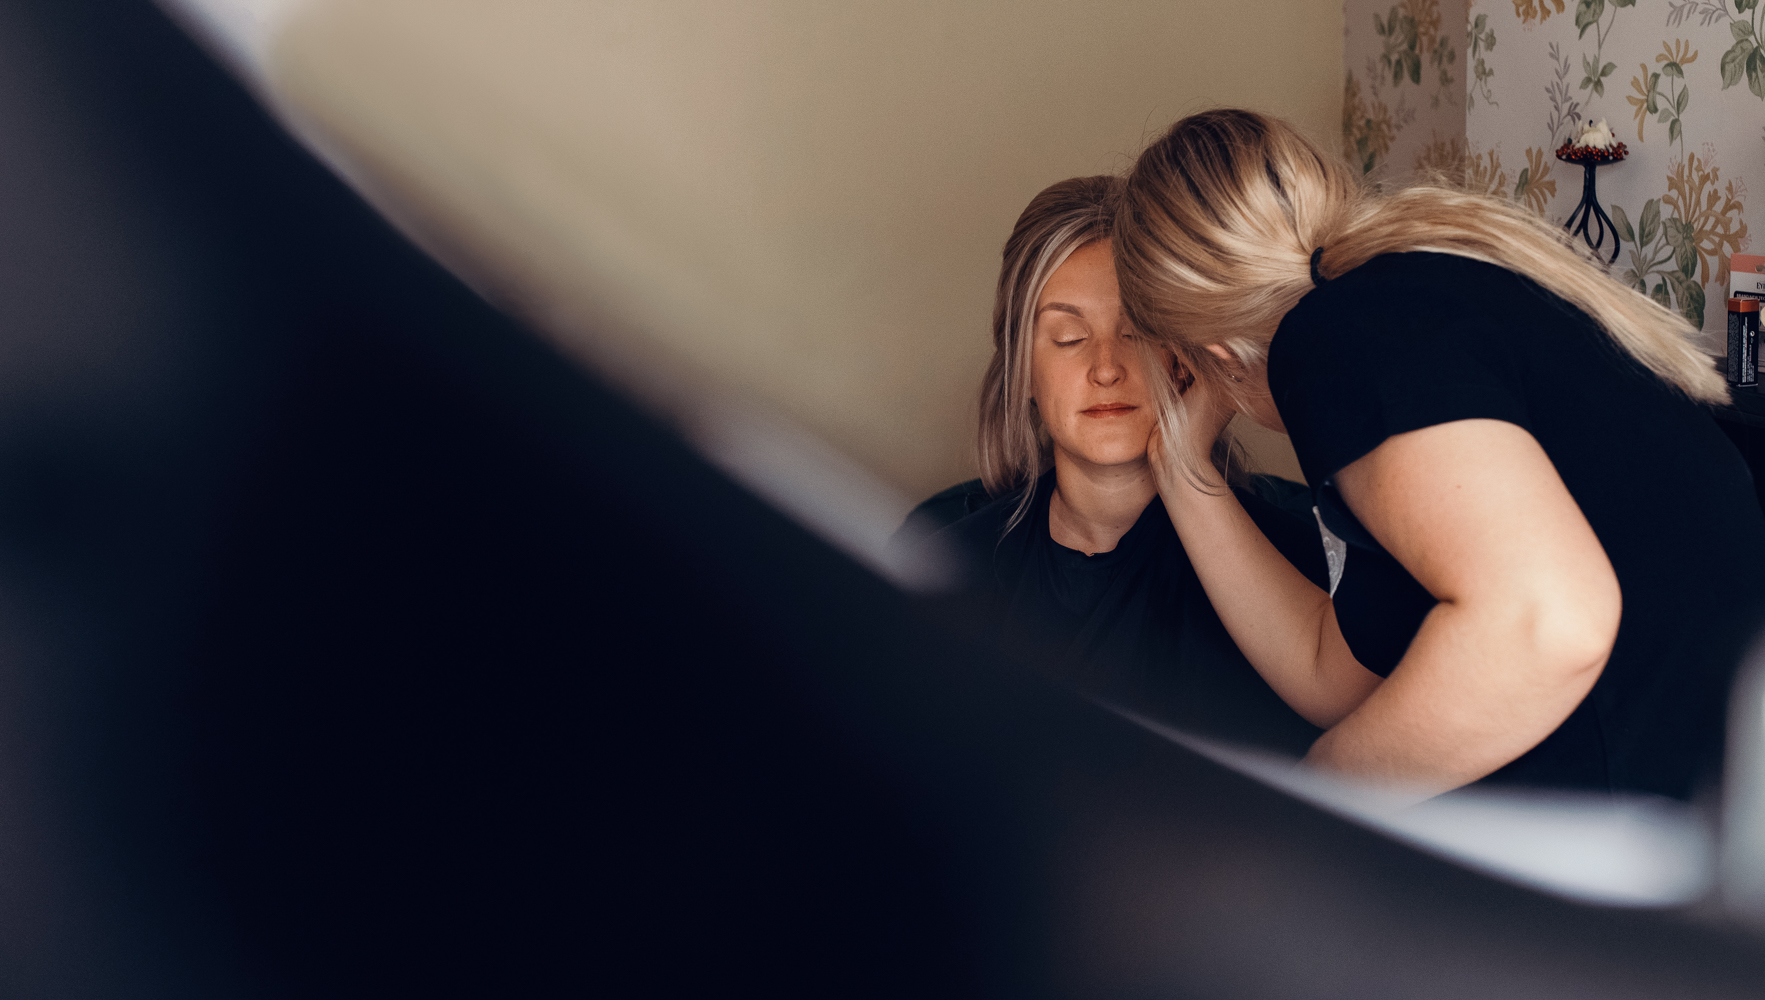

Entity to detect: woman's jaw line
[1052,443,1155,482]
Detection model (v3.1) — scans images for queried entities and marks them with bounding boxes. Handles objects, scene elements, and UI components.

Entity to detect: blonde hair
[1114,109,1726,480]
[976,175,1120,534]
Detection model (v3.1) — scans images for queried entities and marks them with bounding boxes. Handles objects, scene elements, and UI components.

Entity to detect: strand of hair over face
[982,229,1078,535]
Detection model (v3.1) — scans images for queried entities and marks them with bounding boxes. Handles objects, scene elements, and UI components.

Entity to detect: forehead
[1036,239,1118,310]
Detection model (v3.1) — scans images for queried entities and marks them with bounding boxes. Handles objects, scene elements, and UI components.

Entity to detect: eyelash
[1052,334,1132,346]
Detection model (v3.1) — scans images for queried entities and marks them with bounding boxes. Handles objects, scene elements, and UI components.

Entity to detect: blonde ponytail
[1113,110,1724,484]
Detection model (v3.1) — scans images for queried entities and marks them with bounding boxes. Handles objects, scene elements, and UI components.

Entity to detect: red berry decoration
[1554,139,1628,164]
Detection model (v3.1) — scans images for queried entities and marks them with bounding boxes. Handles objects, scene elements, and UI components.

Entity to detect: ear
[1201,343,1253,389]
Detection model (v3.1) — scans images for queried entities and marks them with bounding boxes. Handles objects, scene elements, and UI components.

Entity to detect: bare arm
[1151,385,1381,728]
[1305,419,1621,797]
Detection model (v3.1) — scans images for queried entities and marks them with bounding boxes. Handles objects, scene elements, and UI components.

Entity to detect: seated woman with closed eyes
[910,175,1334,755]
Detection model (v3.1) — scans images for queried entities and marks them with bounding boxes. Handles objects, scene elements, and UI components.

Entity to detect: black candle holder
[1555,141,1627,265]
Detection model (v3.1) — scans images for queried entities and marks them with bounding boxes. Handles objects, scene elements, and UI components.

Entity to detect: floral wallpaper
[1343,0,1470,184]
[1345,0,1762,351]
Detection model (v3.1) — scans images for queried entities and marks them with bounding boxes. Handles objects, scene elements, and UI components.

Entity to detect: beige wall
[274,1,1338,504]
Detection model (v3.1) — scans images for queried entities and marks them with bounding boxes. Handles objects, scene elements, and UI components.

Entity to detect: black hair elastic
[1309,247,1328,287]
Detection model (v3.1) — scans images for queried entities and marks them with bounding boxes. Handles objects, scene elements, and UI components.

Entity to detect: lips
[1081,403,1138,416]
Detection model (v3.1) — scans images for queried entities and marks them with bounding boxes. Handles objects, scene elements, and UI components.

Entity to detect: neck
[1046,453,1157,555]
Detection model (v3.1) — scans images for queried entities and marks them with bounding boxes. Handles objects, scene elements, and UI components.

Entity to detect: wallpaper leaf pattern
[1471,13,1500,107]
[1344,71,1399,174]
[1514,0,1568,26]
[1515,145,1559,211]
[1665,152,1747,285]
[1349,0,1760,347]
[1468,146,1511,194]
[1630,40,1699,150]
[1546,42,1583,142]
[1716,0,1765,100]
[1574,0,1635,98]
[1347,0,1468,182]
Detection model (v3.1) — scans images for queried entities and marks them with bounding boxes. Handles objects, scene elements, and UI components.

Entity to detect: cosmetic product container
[1731,297,1761,389]
[1733,254,1765,300]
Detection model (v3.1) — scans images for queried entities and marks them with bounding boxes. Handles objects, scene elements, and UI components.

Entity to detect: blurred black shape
[3,2,1765,998]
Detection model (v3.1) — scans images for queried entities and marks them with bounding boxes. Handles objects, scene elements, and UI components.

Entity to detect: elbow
[1534,614,1616,690]
[1518,586,1621,691]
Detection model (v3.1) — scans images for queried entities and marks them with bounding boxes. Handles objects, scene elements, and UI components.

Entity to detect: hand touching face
[1030,239,1163,473]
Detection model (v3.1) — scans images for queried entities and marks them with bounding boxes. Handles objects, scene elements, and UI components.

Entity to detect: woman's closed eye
[1041,321,1087,346]
[1041,317,1090,346]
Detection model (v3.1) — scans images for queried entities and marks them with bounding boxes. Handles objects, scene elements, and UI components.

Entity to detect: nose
[1091,337,1126,387]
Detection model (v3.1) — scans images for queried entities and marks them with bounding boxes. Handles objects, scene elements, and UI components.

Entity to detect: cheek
[1119,349,1166,390]
[1030,351,1075,410]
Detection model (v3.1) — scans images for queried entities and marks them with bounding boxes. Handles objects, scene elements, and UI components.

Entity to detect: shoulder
[1320,251,1524,299]
[1268,252,1553,487]
[1274,253,1534,364]
[1272,251,1583,387]
[935,488,1025,548]
[893,478,991,546]
[916,478,1048,591]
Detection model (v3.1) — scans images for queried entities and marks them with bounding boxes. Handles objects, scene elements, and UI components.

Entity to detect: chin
[1073,446,1151,470]
[1057,426,1157,472]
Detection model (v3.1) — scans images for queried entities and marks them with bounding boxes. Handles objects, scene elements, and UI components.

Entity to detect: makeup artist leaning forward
[1116,109,1765,801]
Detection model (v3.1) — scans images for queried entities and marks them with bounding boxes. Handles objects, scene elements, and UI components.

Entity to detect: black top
[897,473,1323,541]
[894,479,999,546]
[1270,251,1765,799]
[927,472,1330,757]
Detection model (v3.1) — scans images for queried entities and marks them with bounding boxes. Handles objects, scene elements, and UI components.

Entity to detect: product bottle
[1728,297,1760,388]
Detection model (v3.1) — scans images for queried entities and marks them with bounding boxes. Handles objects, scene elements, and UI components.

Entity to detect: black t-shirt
[1270,251,1765,799]
[929,472,1330,757]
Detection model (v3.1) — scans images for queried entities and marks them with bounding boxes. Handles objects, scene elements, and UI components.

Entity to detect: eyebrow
[1036,302,1085,319]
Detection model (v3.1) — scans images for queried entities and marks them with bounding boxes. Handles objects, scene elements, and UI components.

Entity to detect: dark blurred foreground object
[2,1,1765,996]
